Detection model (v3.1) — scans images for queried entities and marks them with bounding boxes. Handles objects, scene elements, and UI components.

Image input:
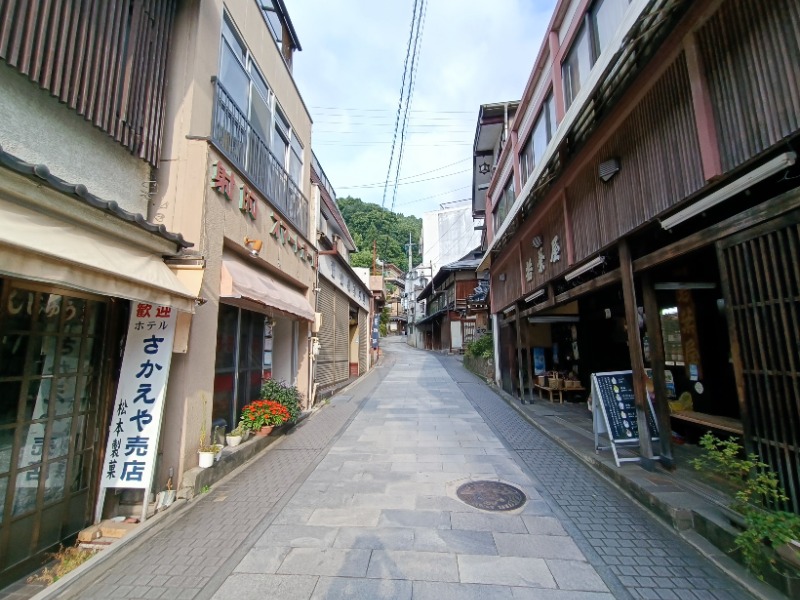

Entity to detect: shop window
[213,305,265,429]
[660,307,685,365]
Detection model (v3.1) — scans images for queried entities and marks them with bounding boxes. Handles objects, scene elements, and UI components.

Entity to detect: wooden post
[619,240,656,469]
[515,303,525,402]
[641,272,674,468]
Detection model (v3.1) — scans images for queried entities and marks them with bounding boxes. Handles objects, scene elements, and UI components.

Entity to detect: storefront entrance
[0,280,110,585]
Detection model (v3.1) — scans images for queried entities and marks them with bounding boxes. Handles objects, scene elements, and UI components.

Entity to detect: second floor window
[519,93,556,187]
[563,0,630,109]
[493,177,515,234]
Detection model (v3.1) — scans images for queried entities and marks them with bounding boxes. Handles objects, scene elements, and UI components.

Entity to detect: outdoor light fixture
[598,157,621,182]
[653,282,717,290]
[528,315,579,323]
[524,289,545,303]
[503,306,515,316]
[660,152,796,230]
[244,237,263,257]
[564,256,605,282]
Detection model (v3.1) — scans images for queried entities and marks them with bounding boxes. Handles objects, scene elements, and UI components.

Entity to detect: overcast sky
[289,1,556,219]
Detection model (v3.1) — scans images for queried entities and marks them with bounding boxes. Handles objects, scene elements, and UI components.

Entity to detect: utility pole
[404,232,416,273]
[372,239,377,276]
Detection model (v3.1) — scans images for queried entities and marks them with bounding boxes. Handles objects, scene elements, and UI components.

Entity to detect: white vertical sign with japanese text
[100,302,177,489]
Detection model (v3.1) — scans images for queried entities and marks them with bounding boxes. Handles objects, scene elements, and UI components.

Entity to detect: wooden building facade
[478,0,800,510]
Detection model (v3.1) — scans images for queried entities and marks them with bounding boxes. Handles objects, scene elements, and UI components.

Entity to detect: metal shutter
[359,309,368,374]
[335,289,350,382]
[316,279,336,387]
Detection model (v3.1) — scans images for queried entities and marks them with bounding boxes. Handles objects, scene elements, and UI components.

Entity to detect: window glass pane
[289,147,302,185]
[267,11,283,44]
[0,476,6,523]
[0,428,13,473]
[54,377,76,417]
[249,84,271,143]
[592,0,629,57]
[249,316,264,369]
[12,466,39,516]
[215,305,238,370]
[220,43,249,112]
[63,298,85,335]
[25,379,51,422]
[222,15,246,62]
[0,382,20,426]
[520,135,534,184]
[42,458,67,505]
[275,107,290,137]
[546,94,557,140]
[532,111,548,167]
[272,130,289,167]
[36,294,63,333]
[562,25,591,108]
[0,334,28,378]
[4,289,35,331]
[249,65,270,102]
[48,417,72,460]
[238,311,253,370]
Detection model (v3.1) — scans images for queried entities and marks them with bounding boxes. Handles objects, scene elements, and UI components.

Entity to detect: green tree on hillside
[337,196,422,271]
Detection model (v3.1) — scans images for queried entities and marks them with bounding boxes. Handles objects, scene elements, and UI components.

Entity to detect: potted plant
[261,378,301,425]
[198,418,215,468]
[240,399,291,436]
[226,422,245,447]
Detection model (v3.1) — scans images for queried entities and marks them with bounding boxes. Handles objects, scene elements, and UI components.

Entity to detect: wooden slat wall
[717,210,800,512]
[456,280,478,301]
[566,56,704,262]
[0,0,176,167]
[334,289,349,382]
[521,200,567,296]
[698,0,800,173]
[316,279,336,387]
[492,250,522,312]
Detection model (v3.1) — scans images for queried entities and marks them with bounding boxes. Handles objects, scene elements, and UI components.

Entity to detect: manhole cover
[456,481,527,511]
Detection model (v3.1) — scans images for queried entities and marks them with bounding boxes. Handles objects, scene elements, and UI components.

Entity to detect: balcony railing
[211,80,309,237]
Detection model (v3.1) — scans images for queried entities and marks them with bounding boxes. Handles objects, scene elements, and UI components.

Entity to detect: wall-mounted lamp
[598,157,621,183]
[244,236,263,258]
[564,256,605,282]
[524,289,545,303]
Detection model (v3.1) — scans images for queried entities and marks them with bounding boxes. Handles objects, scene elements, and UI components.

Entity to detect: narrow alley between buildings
[38,338,754,600]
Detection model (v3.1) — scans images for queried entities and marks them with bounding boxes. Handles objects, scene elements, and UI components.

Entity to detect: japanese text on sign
[100,303,176,489]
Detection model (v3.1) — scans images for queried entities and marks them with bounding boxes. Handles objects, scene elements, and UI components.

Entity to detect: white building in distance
[421,199,483,278]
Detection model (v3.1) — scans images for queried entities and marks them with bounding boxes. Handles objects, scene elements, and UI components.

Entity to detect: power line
[338,156,470,188]
[341,168,469,190]
[381,0,421,210]
[311,106,476,114]
[391,0,428,214]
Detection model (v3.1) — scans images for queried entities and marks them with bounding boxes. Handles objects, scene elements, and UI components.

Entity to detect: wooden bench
[533,384,587,404]
[671,410,743,435]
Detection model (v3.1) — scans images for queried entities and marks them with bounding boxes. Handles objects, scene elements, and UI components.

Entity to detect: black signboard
[592,371,659,467]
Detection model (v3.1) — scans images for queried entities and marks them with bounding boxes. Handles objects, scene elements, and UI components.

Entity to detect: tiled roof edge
[0,144,193,249]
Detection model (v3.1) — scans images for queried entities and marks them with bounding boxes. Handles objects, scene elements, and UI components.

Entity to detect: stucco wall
[0,62,150,215]
[422,202,482,276]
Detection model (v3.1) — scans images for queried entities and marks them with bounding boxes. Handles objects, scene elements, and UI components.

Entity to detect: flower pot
[226,434,243,447]
[255,425,273,437]
[198,451,214,468]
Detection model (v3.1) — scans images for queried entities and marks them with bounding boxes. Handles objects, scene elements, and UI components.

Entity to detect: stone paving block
[310,576,412,599]
[277,547,371,577]
[210,574,318,600]
[332,526,415,550]
[457,555,557,588]
[366,549,459,582]
[412,580,514,600]
[494,533,586,560]
[307,508,381,527]
[232,546,291,574]
[450,512,528,533]
[521,516,568,536]
[378,508,452,529]
[545,559,609,592]
[412,527,498,555]
[254,524,339,548]
[510,591,615,600]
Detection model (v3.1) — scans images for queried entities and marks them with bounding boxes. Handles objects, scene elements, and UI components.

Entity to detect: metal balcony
[211,81,309,237]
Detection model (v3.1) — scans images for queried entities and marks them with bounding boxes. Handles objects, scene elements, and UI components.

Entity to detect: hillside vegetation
[337,196,422,271]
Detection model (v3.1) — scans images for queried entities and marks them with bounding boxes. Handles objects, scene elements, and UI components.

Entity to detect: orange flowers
[240,399,291,431]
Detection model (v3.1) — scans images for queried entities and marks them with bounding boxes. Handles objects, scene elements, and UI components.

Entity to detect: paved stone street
[51,338,753,600]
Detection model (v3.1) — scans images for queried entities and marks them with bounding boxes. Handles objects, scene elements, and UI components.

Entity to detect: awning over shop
[0,199,196,312]
[220,255,314,322]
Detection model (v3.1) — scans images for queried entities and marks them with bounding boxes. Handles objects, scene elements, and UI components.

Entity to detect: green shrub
[261,378,301,422]
[691,433,800,578]
[466,332,493,359]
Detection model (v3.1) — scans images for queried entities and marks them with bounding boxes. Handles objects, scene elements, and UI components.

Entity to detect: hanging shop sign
[100,302,177,489]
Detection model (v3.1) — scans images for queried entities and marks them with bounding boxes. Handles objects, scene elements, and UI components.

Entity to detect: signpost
[592,370,659,467]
